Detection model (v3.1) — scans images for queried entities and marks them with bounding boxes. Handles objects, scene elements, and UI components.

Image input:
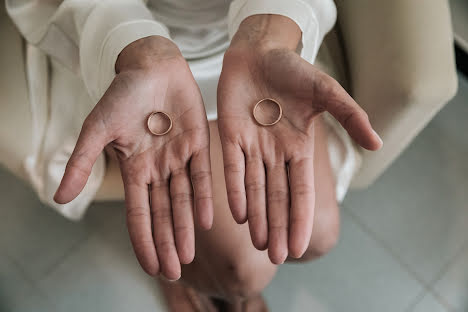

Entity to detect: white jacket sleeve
[6,0,171,103]
[227,0,337,63]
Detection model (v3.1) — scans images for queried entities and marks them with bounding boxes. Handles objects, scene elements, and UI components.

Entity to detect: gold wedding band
[252,98,283,126]
[147,111,173,136]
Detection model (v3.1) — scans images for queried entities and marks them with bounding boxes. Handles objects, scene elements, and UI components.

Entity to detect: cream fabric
[3,0,351,219]
[334,0,458,188]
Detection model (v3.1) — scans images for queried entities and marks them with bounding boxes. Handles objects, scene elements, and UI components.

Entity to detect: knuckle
[82,113,108,137]
[131,239,155,252]
[267,189,289,203]
[224,163,243,174]
[151,178,168,189]
[289,220,307,236]
[195,195,213,206]
[269,224,288,233]
[245,181,266,192]
[268,213,289,228]
[126,206,150,219]
[227,189,246,199]
[248,210,266,222]
[320,75,341,96]
[170,192,193,205]
[173,223,194,234]
[341,110,358,129]
[81,116,95,131]
[288,146,309,159]
[191,169,211,183]
[171,167,187,177]
[289,214,311,227]
[156,239,174,254]
[153,208,172,222]
[66,160,91,177]
[267,161,285,169]
[246,156,262,166]
[291,182,314,197]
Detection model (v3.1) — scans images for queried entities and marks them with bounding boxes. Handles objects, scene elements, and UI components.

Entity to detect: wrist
[115,35,183,74]
[230,14,302,55]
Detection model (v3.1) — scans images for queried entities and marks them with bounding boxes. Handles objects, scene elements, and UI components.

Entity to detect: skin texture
[218,15,382,264]
[54,14,382,293]
[54,36,213,281]
[103,114,338,307]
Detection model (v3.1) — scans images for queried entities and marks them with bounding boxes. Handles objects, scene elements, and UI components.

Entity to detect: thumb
[318,75,383,151]
[54,115,111,204]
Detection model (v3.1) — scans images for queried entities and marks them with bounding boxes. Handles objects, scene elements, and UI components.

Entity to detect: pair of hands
[54,16,382,281]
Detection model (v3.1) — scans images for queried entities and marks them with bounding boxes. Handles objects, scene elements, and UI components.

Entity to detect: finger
[221,141,247,223]
[190,147,214,230]
[54,116,110,204]
[170,166,195,265]
[245,153,268,250]
[151,176,181,281]
[321,78,383,151]
[288,156,315,258]
[266,161,290,265]
[124,179,159,276]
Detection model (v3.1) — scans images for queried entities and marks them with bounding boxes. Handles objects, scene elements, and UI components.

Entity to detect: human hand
[217,15,382,264]
[54,36,213,280]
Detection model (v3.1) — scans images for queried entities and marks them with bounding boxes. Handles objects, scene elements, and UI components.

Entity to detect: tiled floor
[0,72,467,312]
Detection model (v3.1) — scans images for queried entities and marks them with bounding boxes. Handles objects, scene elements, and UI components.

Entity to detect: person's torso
[147,0,232,59]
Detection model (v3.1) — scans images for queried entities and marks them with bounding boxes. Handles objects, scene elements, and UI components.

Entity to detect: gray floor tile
[0,255,55,312]
[412,293,448,312]
[344,73,468,284]
[263,210,423,312]
[433,244,468,311]
[0,167,125,281]
[38,210,166,312]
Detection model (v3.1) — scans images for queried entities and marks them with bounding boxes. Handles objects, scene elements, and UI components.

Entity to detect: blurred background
[1,0,468,311]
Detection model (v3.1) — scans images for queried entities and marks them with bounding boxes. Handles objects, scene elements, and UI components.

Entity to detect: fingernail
[372,129,383,146]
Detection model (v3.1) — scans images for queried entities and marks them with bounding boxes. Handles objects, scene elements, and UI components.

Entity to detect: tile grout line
[342,206,453,311]
[428,289,457,312]
[403,289,429,312]
[6,252,58,311]
[38,207,124,280]
[428,234,468,284]
[37,211,122,281]
[39,230,93,279]
[424,237,468,311]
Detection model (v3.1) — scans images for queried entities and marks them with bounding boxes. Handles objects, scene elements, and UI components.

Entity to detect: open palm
[54,57,213,281]
[217,48,381,264]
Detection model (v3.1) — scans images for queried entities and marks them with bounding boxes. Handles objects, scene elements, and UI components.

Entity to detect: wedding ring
[252,98,283,126]
[147,111,173,136]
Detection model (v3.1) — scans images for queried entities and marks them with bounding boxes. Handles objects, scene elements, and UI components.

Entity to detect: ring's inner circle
[254,99,281,125]
[148,112,171,134]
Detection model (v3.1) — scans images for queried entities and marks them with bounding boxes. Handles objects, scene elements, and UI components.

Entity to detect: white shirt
[6,0,337,220]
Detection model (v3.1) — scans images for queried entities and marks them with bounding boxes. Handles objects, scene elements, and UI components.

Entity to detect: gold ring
[147,111,173,136]
[252,98,283,126]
